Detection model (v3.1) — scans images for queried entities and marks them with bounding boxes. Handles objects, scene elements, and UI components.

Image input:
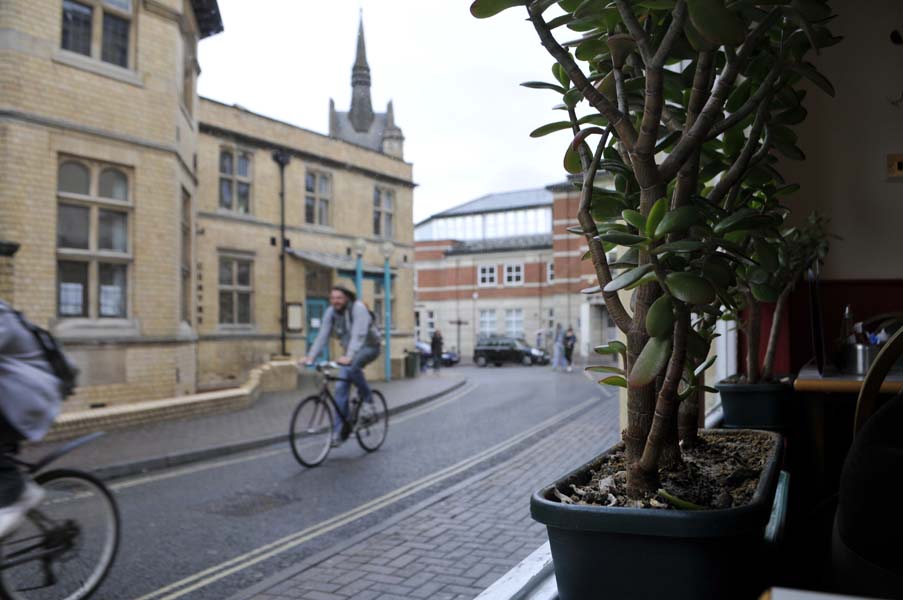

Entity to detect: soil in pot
[555,430,775,509]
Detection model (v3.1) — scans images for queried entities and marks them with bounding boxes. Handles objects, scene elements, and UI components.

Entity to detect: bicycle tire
[0,469,120,600]
[355,390,388,452]
[289,395,334,467]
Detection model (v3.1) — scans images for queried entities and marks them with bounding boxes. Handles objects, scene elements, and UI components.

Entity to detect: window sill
[53,50,143,87]
[216,324,257,334]
[53,318,140,341]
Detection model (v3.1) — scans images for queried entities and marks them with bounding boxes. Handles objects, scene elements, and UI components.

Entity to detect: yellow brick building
[0,2,415,409]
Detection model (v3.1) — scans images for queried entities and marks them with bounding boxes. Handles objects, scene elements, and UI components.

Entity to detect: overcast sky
[197,1,571,223]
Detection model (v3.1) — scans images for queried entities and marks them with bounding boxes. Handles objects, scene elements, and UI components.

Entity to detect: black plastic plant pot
[531,430,784,600]
[716,378,795,431]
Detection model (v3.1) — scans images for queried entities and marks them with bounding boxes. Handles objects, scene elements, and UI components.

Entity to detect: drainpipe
[272,149,291,356]
[354,237,367,298]
[381,242,394,381]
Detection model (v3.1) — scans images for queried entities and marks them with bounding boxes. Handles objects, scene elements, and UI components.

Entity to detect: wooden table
[793,362,903,394]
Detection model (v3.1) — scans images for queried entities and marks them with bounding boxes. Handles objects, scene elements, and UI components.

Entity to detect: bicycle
[0,432,120,600]
[289,361,389,467]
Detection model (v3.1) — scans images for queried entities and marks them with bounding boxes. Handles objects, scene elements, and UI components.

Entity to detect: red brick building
[414,184,617,361]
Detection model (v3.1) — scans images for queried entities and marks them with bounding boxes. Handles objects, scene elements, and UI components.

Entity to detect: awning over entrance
[286,248,396,278]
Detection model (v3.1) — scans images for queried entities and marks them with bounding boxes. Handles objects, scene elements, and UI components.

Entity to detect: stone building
[414,184,616,361]
[0,3,414,409]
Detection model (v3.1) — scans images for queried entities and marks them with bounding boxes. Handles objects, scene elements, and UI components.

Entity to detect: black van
[473,336,549,367]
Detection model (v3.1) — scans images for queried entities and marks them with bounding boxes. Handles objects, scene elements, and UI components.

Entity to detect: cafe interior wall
[763,0,903,374]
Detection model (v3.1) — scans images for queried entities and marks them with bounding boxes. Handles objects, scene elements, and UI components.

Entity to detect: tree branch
[651,0,688,68]
[707,64,782,140]
[527,6,639,149]
[670,50,714,209]
[762,283,792,381]
[614,0,652,63]
[708,93,772,206]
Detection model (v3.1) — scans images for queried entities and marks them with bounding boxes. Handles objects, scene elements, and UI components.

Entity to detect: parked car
[473,336,549,367]
[415,341,460,367]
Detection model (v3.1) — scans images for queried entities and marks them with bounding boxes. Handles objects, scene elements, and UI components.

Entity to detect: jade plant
[471,0,838,498]
[728,210,831,384]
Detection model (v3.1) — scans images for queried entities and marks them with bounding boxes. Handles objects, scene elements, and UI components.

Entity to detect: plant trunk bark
[746,294,761,384]
[678,382,703,448]
[761,284,792,382]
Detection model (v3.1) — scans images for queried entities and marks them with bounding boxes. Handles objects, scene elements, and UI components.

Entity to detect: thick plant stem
[634,310,690,491]
[762,284,792,382]
[679,380,704,448]
[746,293,761,384]
[660,408,682,470]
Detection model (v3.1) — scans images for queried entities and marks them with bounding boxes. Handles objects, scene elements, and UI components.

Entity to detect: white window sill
[216,324,256,333]
[53,50,143,87]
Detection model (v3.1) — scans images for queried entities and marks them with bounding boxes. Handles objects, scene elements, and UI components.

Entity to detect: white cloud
[197,1,574,223]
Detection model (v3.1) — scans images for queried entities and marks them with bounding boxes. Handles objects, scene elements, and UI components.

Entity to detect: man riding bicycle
[303,285,381,446]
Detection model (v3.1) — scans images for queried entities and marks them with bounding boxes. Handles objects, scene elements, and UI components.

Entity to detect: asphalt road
[84,365,611,600]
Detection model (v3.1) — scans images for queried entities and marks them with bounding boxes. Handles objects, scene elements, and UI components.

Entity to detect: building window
[305,170,331,226]
[415,310,421,340]
[373,278,396,330]
[505,309,524,339]
[61,0,133,68]
[478,265,497,287]
[180,189,192,324]
[426,310,436,338]
[548,308,555,329]
[56,159,131,319]
[219,256,253,325]
[479,309,496,337]
[373,187,395,238]
[547,261,555,283]
[504,263,524,286]
[219,148,252,214]
[181,31,197,116]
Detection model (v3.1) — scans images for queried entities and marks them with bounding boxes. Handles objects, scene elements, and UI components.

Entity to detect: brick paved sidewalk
[21,372,467,478]
[229,393,619,600]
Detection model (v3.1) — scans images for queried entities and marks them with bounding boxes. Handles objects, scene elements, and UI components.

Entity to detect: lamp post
[353,237,366,298]
[272,149,291,357]
[381,241,394,381]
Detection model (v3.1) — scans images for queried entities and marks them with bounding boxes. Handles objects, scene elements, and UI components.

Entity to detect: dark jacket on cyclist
[307,300,381,363]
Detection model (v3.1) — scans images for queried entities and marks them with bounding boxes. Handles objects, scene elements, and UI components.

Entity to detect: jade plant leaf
[666,273,716,305]
[687,0,746,47]
[646,295,675,338]
[470,0,527,19]
[604,264,654,292]
[629,337,673,388]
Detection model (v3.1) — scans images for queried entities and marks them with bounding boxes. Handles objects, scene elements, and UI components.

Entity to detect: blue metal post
[384,257,391,381]
[355,255,363,298]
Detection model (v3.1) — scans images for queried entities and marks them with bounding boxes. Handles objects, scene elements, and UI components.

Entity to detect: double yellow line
[132,395,597,600]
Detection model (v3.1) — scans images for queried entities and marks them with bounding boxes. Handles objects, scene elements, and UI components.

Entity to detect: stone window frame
[304,169,332,227]
[217,252,255,329]
[505,308,524,339]
[60,0,137,70]
[479,309,497,337]
[180,188,193,325]
[218,146,253,215]
[55,156,133,322]
[503,263,524,287]
[373,186,395,239]
[180,27,198,119]
[478,264,497,287]
[373,277,396,331]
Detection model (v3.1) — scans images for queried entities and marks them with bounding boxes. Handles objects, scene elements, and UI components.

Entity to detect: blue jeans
[334,345,380,434]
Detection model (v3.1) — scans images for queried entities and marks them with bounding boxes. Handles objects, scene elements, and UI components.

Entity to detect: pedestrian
[563,326,577,373]
[0,301,74,537]
[430,330,444,374]
[535,328,544,350]
[551,323,566,371]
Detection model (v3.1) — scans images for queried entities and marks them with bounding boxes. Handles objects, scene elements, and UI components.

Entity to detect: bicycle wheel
[0,469,120,600]
[355,390,388,452]
[289,395,334,467]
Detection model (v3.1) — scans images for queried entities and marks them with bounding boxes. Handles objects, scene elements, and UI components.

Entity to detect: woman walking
[563,327,577,373]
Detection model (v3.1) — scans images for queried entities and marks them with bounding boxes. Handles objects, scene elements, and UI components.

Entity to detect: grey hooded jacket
[307,300,381,360]
[0,301,63,441]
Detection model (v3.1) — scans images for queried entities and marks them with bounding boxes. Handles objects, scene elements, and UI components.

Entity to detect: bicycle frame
[10,431,106,476]
[318,374,363,430]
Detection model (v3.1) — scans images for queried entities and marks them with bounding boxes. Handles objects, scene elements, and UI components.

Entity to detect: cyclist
[303,285,381,446]
[0,301,66,537]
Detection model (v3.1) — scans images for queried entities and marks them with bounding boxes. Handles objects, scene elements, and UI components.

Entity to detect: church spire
[348,13,374,133]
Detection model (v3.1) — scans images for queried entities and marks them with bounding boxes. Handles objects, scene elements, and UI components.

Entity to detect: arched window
[58,161,90,195]
[99,168,128,201]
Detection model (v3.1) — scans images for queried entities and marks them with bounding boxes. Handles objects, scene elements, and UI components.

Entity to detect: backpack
[13,311,79,397]
[348,301,382,346]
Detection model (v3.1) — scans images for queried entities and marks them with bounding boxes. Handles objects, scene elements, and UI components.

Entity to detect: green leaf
[520,81,567,94]
[654,206,702,239]
[791,0,831,21]
[470,0,527,18]
[653,240,705,254]
[646,197,668,238]
[576,38,609,61]
[751,283,780,302]
[563,87,583,107]
[629,337,673,388]
[581,285,602,294]
[748,267,770,285]
[683,19,717,51]
[564,143,583,174]
[702,258,733,288]
[774,140,806,161]
[597,232,648,246]
[529,121,573,138]
[595,341,626,355]
[666,273,716,305]
[753,238,779,270]
[694,354,718,377]
[599,376,628,388]
[603,264,654,292]
[790,62,835,97]
[585,365,626,375]
[552,62,570,89]
[622,209,646,231]
[637,0,676,8]
[687,0,746,47]
[646,295,675,338]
